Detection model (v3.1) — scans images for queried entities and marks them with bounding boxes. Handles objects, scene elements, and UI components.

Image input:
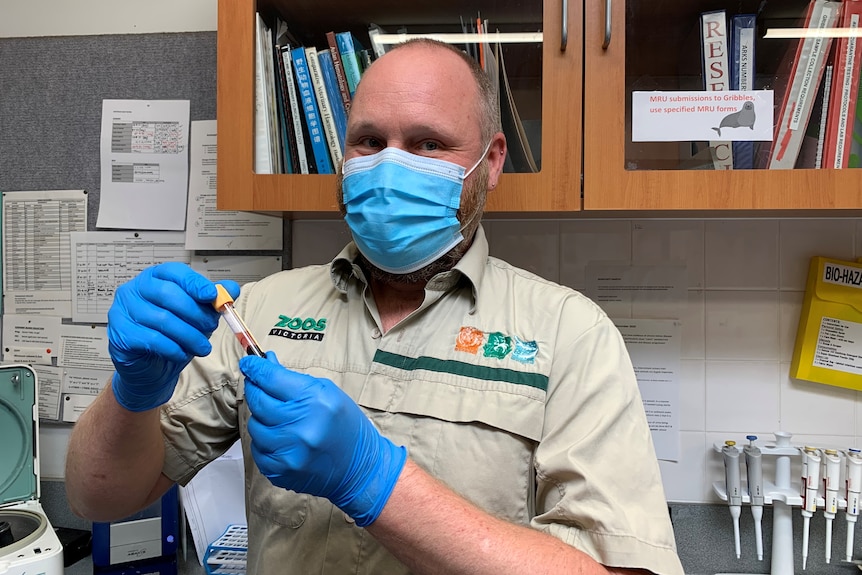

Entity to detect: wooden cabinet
[218,0,862,216]
[216,0,583,216]
[583,0,862,210]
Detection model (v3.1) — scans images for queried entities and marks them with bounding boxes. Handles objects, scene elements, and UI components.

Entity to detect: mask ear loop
[463,140,494,179]
[457,143,493,237]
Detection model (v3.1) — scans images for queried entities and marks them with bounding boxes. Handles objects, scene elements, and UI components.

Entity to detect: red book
[766,0,841,169]
[823,0,862,168]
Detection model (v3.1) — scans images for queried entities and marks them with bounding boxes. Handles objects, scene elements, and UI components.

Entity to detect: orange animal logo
[455,326,485,354]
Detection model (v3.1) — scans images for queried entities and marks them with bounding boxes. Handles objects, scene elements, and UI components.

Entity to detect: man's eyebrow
[346,120,377,133]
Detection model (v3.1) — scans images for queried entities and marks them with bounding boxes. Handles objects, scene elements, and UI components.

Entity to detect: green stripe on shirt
[373,350,549,391]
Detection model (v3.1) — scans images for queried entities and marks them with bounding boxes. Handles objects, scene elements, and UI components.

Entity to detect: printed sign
[631,90,773,142]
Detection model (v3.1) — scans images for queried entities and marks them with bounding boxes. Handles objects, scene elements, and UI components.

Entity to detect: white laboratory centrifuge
[0,364,63,575]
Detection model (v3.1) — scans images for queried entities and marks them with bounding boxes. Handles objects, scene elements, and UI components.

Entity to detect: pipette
[212,284,266,357]
[722,440,742,559]
[801,446,821,570]
[743,435,764,561]
[822,449,841,564]
[845,448,862,562]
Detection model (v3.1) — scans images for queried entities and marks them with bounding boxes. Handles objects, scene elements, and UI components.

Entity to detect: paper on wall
[190,255,282,285]
[97,99,191,230]
[184,120,283,250]
[614,318,682,462]
[2,190,88,317]
[70,230,190,324]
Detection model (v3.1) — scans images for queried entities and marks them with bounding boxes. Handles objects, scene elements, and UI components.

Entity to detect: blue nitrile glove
[107,262,240,412]
[240,352,407,527]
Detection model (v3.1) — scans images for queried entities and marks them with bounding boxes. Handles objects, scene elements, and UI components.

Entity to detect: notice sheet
[97,99,191,230]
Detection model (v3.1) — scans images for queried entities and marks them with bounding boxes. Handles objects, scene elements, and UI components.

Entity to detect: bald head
[351,39,501,145]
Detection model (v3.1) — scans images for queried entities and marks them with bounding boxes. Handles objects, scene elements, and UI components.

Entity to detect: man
[66,39,684,575]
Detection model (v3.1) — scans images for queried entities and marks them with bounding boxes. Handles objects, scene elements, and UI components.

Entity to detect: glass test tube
[212,284,266,357]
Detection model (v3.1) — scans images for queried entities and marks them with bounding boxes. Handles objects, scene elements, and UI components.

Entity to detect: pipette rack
[712,431,850,575]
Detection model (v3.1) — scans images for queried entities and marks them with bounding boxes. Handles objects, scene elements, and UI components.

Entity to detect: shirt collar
[329,224,489,307]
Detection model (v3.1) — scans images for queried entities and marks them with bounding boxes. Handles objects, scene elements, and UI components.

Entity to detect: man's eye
[420,141,439,151]
[358,137,382,149]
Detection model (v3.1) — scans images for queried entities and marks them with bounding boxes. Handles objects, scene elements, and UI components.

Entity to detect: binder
[790,256,862,390]
[822,0,862,168]
[730,14,756,169]
[765,0,841,169]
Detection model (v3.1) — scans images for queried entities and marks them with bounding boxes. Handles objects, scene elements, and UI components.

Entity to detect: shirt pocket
[357,367,545,524]
[239,398,310,528]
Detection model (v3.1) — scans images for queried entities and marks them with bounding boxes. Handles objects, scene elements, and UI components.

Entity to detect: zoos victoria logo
[269,315,328,341]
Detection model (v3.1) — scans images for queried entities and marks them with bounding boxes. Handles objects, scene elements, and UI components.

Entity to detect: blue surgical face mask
[341,144,490,274]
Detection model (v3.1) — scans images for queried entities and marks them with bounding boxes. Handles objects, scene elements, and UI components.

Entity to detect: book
[253,13,275,174]
[271,30,295,173]
[848,73,862,167]
[729,14,756,169]
[290,46,333,175]
[367,23,388,59]
[816,64,834,168]
[498,43,538,173]
[336,31,365,97]
[325,31,352,114]
[318,48,348,152]
[358,49,374,72]
[823,0,862,168]
[263,18,283,174]
[305,46,343,170]
[767,0,841,169]
[700,9,733,170]
[279,46,310,174]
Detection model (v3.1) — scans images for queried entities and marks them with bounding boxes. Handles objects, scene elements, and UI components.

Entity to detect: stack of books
[254,16,375,175]
[700,0,862,170]
[253,13,541,175]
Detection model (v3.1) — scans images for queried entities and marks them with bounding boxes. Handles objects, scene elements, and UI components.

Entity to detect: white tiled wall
[292,216,862,505]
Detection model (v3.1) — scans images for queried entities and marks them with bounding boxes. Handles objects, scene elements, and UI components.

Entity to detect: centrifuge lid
[0,365,38,506]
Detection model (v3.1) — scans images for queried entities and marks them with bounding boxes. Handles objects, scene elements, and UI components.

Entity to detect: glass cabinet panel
[624,0,859,171]
[257,0,544,174]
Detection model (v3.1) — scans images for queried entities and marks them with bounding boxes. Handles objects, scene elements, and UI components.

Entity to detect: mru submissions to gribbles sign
[631,90,774,142]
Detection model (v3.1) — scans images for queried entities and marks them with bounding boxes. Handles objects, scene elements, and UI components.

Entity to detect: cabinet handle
[602,0,612,49]
[561,0,568,51]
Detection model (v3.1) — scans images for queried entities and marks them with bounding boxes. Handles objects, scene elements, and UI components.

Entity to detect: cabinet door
[216,0,582,215]
[583,0,862,210]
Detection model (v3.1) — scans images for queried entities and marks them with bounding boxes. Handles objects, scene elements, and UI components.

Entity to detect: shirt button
[371,328,381,339]
[343,512,355,524]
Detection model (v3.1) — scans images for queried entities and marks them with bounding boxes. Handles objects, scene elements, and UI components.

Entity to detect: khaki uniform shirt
[161,227,684,575]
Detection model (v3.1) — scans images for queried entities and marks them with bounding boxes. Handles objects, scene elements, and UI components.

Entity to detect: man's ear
[486,132,508,190]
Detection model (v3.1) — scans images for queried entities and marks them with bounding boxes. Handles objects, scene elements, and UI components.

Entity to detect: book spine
[305,46,344,169]
[280,46,310,174]
[291,46,333,175]
[273,42,296,174]
[367,24,387,59]
[336,32,364,96]
[848,73,862,167]
[700,10,733,170]
[769,0,841,169]
[263,18,282,173]
[359,49,374,71]
[318,49,348,151]
[730,14,756,169]
[823,0,862,168]
[816,64,835,168]
[325,31,353,113]
[253,14,274,174]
